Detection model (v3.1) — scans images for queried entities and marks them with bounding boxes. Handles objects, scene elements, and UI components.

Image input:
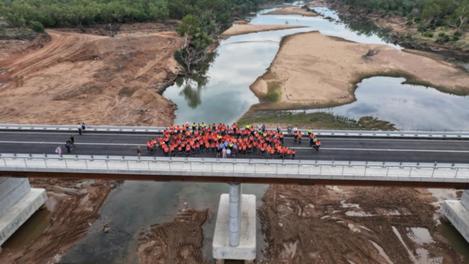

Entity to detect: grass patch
[264,81,282,103]
[238,111,396,131]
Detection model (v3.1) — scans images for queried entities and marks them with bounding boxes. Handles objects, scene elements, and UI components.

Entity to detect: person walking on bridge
[65,140,72,154]
[55,145,63,157]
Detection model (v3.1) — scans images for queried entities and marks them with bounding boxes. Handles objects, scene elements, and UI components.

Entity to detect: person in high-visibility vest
[314,140,321,152]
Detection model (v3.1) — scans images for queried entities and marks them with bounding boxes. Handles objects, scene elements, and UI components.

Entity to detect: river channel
[60,3,469,263]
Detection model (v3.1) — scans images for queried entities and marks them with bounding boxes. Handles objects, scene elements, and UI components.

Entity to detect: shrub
[436,32,450,43]
[422,31,433,38]
[29,21,44,32]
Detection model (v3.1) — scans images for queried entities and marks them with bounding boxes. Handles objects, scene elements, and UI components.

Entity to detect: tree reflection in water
[175,51,216,109]
[175,75,206,108]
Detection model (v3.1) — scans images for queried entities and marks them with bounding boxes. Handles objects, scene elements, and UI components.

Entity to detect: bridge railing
[1,123,469,139]
[1,153,468,183]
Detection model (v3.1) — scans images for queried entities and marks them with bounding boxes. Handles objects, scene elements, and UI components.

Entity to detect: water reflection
[294,77,469,131]
[164,9,398,124]
[175,77,207,109]
[62,181,268,263]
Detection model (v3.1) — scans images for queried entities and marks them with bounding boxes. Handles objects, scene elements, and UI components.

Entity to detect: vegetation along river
[61,4,469,263]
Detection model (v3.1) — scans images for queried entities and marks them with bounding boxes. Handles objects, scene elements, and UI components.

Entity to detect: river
[60,3,468,263]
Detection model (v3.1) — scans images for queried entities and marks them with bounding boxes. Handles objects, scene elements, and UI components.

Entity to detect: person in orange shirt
[314,140,321,152]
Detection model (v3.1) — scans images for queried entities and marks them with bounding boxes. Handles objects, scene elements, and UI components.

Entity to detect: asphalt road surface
[1,130,469,163]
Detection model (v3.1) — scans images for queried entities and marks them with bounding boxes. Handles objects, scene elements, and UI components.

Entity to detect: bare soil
[0,178,114,264]
[259,185,463,264]
[137,208,208,264]
[0,25,183,126]
[250,31,469,110]
[222,24,305,37]
[0,23,184,264]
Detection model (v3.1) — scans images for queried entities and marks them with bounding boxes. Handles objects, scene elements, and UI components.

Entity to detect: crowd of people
[146,123,321,159]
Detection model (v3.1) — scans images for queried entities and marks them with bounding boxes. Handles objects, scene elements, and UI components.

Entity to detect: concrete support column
[228,183,241,247]
[0,177,47,247]
[443,190,469,243]
[213,183,256,261]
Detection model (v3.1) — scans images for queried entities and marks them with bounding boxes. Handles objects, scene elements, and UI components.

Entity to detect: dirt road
[0,27,183,126]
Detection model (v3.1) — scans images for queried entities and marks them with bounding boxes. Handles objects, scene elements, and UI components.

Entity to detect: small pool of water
[294,77,469,131]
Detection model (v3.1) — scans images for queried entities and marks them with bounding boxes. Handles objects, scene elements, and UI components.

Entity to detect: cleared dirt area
[137,208,208,264]
[260,185,463,263]
[0,23,184,263]
[250,31,469,110]
[0,26,183,126]
[0,178,114,263]
[222,24,304,37]
[264,6,318,16]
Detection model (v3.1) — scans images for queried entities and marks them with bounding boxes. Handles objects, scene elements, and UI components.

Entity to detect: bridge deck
[1,129,469,163]
[1,126,469,187]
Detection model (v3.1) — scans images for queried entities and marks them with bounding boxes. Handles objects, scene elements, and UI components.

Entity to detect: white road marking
[0,140,142,146]
[0,131,156,137]
[291,147,469,153]
[0,131,468,143]
[0,141,468,153]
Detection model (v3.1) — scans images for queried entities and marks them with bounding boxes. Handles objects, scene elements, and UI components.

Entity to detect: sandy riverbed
[222,24,304,37]
[264,6,318,16]
[250,31,469,110]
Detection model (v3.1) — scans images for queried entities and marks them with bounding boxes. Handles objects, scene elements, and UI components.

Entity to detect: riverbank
[319,0,469,62]
[238,111,396,130]
[0,178,114,263]
[222,23,305,37]
[250,31,469,110]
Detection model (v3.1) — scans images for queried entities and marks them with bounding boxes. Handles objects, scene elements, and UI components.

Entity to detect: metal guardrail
[1,153,468,183]
[0,124,165,133]
[1,123,469,139]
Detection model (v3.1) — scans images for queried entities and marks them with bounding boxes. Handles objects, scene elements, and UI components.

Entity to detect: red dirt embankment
[0,28,183,126]
[0,24,184,264]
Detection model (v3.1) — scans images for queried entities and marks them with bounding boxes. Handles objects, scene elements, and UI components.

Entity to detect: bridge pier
[213,183,256,263]
[0,177,47,248]
[443,190,469,243]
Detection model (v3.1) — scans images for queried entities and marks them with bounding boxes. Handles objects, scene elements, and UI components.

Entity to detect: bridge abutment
[0,177,47,247]
[213,183,256,263]
[443,190,469,243]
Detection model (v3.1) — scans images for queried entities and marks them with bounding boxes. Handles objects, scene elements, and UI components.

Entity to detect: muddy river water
[58,4,469,263]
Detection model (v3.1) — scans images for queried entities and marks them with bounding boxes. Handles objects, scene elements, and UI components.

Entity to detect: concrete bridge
[1,124,469,262]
